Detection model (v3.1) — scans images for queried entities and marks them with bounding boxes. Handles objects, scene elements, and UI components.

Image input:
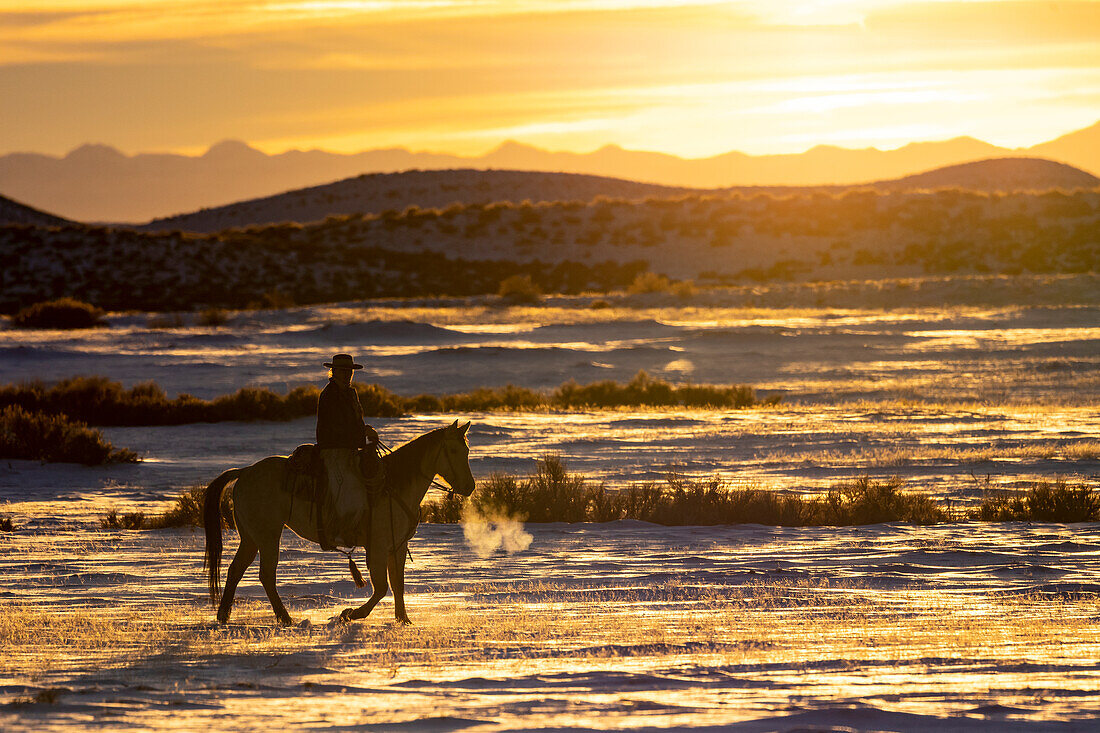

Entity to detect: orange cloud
[1,0,1097,156]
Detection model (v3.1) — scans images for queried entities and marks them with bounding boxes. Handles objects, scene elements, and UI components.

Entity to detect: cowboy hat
[324,353,363,370]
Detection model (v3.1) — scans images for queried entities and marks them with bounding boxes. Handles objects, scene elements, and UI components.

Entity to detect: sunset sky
[2,0,1099,158]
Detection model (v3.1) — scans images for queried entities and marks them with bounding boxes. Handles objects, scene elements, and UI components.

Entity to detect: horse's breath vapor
[462,505,533,558]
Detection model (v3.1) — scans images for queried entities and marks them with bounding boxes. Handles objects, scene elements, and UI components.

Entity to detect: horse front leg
[341,551,388,622]
[389,545,411,625]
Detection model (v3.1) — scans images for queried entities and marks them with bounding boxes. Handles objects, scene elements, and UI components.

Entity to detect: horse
[202,420,474,626]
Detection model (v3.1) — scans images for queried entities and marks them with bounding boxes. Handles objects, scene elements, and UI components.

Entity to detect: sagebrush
[0,405,138,465]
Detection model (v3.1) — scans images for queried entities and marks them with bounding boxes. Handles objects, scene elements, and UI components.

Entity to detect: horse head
[435,420,475,496]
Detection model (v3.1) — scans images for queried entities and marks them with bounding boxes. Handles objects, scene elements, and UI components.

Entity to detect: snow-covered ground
[2,297,1099,730]
[2,522,1099,731]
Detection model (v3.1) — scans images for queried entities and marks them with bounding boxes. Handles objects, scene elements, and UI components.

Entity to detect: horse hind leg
[258,539,293,626]
[341,554,389,622]
[217,536,258,624]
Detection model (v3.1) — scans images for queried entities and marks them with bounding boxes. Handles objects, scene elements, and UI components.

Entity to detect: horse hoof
[278,615,293,627]
[397,617,413,626]
[216,613,230,625]
[339,608,355,623]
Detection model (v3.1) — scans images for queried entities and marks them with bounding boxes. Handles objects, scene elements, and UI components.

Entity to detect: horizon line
[4,119,1097,162]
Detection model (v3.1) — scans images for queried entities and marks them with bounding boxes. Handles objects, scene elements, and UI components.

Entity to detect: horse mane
[382,426,444,479]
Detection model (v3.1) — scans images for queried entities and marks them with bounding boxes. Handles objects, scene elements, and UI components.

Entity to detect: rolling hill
[1,120,1098,223]
[4,185,1097,313]
[0,193,69,227]
[142,170,695,233]
[141,157,1100,233]
[877,157,1100,192]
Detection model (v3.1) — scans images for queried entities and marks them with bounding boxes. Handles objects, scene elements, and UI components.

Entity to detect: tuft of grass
[100,509,146,530]
[0,515,13,531]
[973,479,1099,522]
[425,455,945,527]
[11,298,105,329]
[6,688,68,707]
[0,405,139,465]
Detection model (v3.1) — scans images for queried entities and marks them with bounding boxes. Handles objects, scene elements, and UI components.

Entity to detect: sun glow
[1,0,1099,157]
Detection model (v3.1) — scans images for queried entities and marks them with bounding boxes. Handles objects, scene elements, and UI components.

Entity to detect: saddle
[285,444,335,551]
[286,443,385,553]
[287,443,323,477]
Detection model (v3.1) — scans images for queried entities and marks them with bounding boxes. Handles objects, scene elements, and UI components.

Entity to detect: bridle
[376,432,468,498]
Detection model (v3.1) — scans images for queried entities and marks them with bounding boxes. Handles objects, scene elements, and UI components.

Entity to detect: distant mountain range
[136,158,1098,234]
[1,121,1098,223]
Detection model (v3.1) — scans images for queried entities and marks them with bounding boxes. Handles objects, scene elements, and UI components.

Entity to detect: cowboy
[315,353,381,549]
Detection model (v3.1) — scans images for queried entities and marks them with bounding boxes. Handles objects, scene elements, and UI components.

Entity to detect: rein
[377,437,464,498]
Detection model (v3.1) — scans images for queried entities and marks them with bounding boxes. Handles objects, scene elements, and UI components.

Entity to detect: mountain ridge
[1,121,1098,222]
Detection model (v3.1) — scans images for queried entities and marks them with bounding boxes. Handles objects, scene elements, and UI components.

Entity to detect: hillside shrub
[11,298,105,329]
[0,405,138,464]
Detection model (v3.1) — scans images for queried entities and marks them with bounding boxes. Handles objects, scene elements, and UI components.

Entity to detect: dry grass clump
[626,272,698,299]
[0,405,138,464]
[497,274,541,305]
[11,298,105,329]
[100,509,147,530]
[972,479,1099,522]
[0,372,774,427]
[99,485,232,530]
[1061,441,1100,461]
[196,307,230,326]
[804,475,948,525]
[5,688,67,706]
[146,312,185,329]
[425,455,944,526]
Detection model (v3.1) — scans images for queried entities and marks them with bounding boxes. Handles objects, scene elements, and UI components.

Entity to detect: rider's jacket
[316,379,367,450]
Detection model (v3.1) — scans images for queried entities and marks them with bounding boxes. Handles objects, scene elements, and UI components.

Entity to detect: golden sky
[2,0,1099,157]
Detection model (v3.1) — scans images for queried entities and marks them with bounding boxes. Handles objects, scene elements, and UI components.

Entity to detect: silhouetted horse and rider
[203,353,474,625]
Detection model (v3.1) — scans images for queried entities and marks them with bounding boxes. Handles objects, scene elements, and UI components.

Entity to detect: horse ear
[459,421,471,436]
[449,419,459,429]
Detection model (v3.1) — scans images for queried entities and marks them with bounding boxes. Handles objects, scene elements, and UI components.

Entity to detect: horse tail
[203,468,241,605]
